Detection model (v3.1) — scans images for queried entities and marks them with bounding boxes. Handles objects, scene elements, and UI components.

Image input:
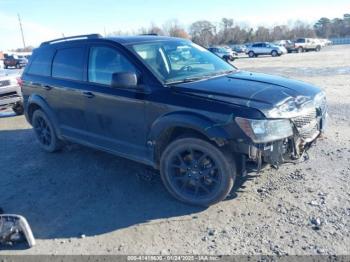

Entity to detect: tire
[160,137,236,206]
[315,45,321,52]
[15,63,20,69]
[271,50,278,57]
[297,47,303,53]
[4,65,8,69]
[248,51,255,58]
[12,103,24,115]
[32,109,62,152]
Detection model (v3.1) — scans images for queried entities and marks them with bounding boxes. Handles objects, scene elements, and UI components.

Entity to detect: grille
[292,108,319,141]
[0,80,10,87]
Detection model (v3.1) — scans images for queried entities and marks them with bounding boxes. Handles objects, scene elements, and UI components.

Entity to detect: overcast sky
[0,0,349,50]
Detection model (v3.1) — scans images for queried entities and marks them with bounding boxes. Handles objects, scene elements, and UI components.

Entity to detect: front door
[82,44,148,161]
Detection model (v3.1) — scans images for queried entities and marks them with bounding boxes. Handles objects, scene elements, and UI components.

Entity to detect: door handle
[43,85,52,90]
[82,91,94,98]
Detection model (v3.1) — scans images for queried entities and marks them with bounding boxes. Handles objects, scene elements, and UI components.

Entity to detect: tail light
[16,77,23,87]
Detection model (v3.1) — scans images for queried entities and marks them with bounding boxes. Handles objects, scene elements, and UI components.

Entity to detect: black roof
[107,35,184,44]
[39,34,186,47]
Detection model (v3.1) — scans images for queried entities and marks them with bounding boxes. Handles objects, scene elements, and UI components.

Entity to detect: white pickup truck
[294,38,322,53]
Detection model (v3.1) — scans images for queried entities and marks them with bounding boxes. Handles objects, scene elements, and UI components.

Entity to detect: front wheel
[297,47,303,53]
[15,63,21,69]
[248,51,255,58]
[160,137,236,206]
[271,50,278,57]
[32,109,62,152]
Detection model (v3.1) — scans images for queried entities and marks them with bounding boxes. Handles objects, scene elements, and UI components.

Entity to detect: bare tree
[163,19,189,38]
[190,20,216,47]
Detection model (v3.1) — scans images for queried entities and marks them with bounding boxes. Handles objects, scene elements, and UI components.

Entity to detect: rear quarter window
[52,47,85,81]
[27,49,54,76]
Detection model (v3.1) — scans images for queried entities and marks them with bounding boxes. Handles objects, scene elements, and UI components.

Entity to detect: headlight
[267,96,311,118]
[235,117,293,143]
[314,91,326,112]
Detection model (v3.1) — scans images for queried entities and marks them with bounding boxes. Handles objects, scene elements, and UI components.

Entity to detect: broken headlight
[267,96,312,118]
[313,91,327,112]
[235,117,293,143]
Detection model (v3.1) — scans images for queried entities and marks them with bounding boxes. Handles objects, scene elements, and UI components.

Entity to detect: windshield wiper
[165,70,237,85]
[165,76,210,85]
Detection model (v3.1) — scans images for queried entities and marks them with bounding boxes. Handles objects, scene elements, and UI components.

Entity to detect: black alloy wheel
[32,110,62,152]
[160,137,235,206]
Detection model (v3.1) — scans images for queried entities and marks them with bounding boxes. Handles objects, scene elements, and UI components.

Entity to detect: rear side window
[27,49,54,76]
[52,47,85,81]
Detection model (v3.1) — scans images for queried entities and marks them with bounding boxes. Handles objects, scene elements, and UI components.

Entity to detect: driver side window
[88,46,136,85]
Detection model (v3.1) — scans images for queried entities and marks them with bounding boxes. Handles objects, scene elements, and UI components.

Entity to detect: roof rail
[40,34,102,46]
[139,33,158,36]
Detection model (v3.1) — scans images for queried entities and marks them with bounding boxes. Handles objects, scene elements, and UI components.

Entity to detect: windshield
[129,40,235,84]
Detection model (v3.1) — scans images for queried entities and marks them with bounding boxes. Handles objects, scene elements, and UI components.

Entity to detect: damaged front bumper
[233,106,327,170]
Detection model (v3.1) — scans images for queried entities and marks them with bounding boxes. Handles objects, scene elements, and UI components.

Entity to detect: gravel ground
[0,45,350,256]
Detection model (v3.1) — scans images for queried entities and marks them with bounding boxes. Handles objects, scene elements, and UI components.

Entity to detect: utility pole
[17,13,26,49]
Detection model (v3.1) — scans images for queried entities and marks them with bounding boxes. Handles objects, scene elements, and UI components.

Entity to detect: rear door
[260,43,269,54]
[252,43,263,54]
[49,45,89,139]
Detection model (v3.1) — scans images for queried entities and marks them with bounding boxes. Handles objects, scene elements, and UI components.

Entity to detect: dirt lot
[1,45,350,256]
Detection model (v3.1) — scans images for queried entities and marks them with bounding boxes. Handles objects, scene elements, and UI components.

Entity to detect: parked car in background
[294,38,322,53]
[274,40,295,53]
[3,55,28,69]
[208,46,238,62]
[21,34,327,206]
[230,44,247,53]
[323,39,332,46]
[246,42,287,57]
[0,69,23,114]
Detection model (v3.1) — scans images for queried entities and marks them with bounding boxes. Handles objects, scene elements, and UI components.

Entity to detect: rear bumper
[0,84,22,108]
[0,95,22,108]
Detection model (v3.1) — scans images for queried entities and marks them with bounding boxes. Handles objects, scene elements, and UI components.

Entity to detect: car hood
[172,70,322,118]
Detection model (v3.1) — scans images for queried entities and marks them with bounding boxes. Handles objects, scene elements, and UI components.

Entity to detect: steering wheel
[179,65,193,72]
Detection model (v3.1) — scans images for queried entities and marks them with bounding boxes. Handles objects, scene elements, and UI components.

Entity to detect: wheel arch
[26,94,62,137]
[149,112,231,166]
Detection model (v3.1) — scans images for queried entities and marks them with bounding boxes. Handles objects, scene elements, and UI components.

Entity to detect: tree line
[12,13,350,51]
[109,13,350,47]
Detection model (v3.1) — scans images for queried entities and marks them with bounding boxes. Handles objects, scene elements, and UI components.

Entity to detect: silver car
[208,46,238,62]
[0,69,23,115]
[246,42,287,58]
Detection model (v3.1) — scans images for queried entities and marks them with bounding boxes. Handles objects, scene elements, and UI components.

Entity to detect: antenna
[17,13,26,49]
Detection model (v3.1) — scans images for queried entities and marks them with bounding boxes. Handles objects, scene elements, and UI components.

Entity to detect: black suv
[21,34,327,206]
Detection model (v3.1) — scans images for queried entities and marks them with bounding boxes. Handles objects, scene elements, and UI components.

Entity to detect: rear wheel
[160,137,236,206]
[315,45,321,52]
[32,109,62,152]
[248,51,255,58]
[15,63,21,69]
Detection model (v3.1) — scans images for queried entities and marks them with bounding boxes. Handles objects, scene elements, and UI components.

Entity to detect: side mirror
[111,72,139,89]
